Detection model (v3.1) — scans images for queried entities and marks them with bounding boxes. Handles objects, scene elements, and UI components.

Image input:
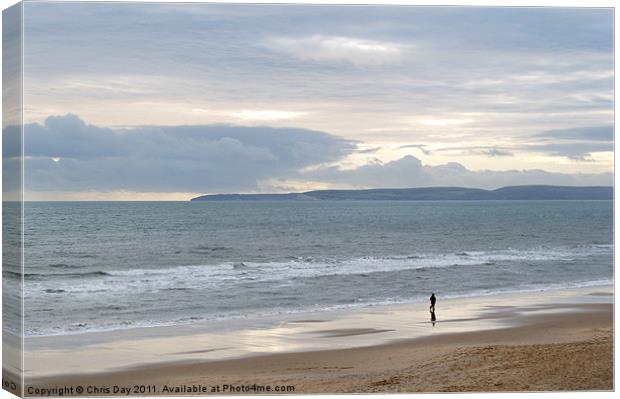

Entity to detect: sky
[4,2,614,200]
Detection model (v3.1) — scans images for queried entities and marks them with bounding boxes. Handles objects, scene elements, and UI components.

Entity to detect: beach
[21,285,613,394]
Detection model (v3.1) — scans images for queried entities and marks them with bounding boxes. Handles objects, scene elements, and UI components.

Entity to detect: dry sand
[24,300,613,394]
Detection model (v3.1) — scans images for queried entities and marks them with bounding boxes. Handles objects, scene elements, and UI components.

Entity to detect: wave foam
[25,244,612,297]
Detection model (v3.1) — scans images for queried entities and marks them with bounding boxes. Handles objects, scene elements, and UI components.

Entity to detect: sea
[2,200,613,337]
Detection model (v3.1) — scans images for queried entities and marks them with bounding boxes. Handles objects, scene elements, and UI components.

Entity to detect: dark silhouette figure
[429,293,437,326]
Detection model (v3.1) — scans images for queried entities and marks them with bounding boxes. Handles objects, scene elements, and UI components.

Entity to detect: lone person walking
[429,293,436,312]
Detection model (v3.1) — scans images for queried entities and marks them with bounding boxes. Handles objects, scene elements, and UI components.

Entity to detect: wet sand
[18,286,615,394]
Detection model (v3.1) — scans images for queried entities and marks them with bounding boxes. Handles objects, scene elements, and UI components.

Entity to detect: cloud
[435,145,513,157]
[417,117,473,127]
[19,114,356,194]
[398,144,431,155]
[534,126,613,142]
[479,148,513,157]
[306,155,612,190]
[356,146,383,154]
[527,125,613,160]
[2,124,22,196]
[5,115,614,199]
[20,3,613,167]
[263,35,404,65]
[229,109,307,121]
[527,142,613,161]
[429,125,614,161]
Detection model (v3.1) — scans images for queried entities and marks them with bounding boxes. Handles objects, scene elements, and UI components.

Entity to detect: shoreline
[22,277,614,340]
[21,285,613,393]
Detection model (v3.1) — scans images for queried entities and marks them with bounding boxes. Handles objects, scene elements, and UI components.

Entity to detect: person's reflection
[430,309,436,326]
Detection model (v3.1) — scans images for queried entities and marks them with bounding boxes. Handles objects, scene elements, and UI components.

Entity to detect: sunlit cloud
[230,109,308,121]
[416,117,474,127]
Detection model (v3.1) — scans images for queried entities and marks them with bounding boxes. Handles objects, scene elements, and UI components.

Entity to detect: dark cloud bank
[3,115,613,195]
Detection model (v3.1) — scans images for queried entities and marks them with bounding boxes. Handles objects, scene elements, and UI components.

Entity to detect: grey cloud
[534,126,613,142]
[431,126,614,161]
[478,148,513,157]
[306,155,612,190]
[527,142,613,161]
[20,114,356,193]
[527,125,614,160]
[2,125,22,195]
[398,144,431,155]
[435,146,513,157]
[356,146,383,154]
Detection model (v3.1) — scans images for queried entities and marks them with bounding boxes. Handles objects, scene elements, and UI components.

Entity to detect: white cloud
[230,109,307,121]
[264,35,405,65]
[416,117,474,127]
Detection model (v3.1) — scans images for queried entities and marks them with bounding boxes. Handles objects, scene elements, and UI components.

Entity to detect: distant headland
[190,185,613,202]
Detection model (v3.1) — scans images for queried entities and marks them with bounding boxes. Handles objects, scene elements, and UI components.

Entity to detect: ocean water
[4,200,613,336]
